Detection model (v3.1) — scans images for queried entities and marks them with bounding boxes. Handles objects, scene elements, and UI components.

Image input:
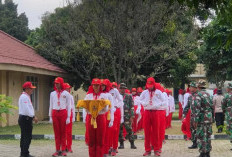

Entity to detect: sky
[13,0,75,29]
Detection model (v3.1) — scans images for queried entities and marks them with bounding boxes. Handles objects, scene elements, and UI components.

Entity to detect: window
[26,76,39,111]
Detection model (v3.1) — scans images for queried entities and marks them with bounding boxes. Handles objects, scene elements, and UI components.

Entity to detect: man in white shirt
[64,83,75,153]
[18,82,38,157]
[49,77,71,157]
[139,78,166,156]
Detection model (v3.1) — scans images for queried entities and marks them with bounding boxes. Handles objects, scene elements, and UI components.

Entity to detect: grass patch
[0,122,86,135]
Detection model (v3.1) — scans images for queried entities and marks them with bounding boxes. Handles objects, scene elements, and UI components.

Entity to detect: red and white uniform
[132,95,142,133]
[167,95,175,128]
[183,92,190,110]
[103,91,115,155]
[139,89,167,153]
[49,90,71,152]
[109,88,124,151]
[66,94,75,151]
[84,92,109,157]
[178,91,184,119]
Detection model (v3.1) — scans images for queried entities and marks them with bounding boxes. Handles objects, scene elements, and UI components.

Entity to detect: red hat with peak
[23,82,36,89]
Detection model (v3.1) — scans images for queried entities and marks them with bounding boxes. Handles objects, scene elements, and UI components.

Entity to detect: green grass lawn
[0,122,86,135]
[0,118,225,136]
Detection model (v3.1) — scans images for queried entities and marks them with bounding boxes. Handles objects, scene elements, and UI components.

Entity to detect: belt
[19,115,33,120]
[53,109,66,112]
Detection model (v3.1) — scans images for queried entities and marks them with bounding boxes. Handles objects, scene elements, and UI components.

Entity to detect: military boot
[118,141,124,149]
[205,152,210,157]
[188,142,197,149]
[198,153,205,157]
[130,141,137,149]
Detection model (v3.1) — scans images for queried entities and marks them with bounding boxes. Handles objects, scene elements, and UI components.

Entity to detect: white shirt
[169,95,175,113]
[18,92,35,117]
[70,94,76,122]
[49,90,71,118]
[178,94,183,104]
[134,95,141,114]
[82,93,109,123]
[139,89,167,110]
[183,93,190,109]
[105,92,115,122]
[109,88,124,118]
[163,92,170,116]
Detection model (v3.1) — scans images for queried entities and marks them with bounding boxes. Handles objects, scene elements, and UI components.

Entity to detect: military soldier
[183,82,197,149]
[118,83,137,149]
[222,83,232,150]
[192,80,213,157]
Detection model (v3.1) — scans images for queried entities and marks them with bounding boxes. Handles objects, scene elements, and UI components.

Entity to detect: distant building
[0,30,66,126]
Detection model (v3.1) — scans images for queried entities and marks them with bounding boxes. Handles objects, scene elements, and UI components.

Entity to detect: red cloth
[52,109,67,151]
[104,114,110,154]
[123,126,127,138]
[87,114,106,157]
[111,108,121,149]
[144,110,160,152]
[132,105,139,133]
[85,114,90,145]
[181,110,191,138]
[178,102,183,120]
[136,106,144,132]
[166,113,172,129]
[66,110,73,150]
[158,110,166,149]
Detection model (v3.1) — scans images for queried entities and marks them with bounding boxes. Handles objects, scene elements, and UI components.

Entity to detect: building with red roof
[0,30,66,126]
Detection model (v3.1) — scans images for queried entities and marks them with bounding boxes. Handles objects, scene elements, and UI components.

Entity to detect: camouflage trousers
[196,123,212,153]
[119,120,134,142]
[190,118,197,143]
[226,120,232,143]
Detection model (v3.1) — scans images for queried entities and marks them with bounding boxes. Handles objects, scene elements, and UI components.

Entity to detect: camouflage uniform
[119,93,135,143]
[192,80,213,155]
[222,83,232,143]
[183,92,197,145]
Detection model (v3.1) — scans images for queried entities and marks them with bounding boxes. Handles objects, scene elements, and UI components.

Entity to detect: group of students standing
[82,77,175,157]
[18,76,176,157]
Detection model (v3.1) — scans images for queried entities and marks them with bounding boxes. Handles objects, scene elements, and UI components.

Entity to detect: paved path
[1,140,232,157]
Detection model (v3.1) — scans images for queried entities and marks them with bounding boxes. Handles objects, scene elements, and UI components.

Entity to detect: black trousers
[215,112,224,128]
[18,115,33,157]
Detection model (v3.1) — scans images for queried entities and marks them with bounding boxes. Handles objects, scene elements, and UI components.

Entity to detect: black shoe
[188,144,197,149]
[198,153,205,157]
[118,141,124,149]
[130,141,137,149]
[205,152,210,157]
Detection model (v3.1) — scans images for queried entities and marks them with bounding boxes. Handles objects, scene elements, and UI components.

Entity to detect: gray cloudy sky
[13,0,72,29]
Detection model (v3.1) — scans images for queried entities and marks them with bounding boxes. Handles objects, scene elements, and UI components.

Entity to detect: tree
[0,0,29,41]
[199,18,232,87]
[0,95,17,123]
[26,0,199,89]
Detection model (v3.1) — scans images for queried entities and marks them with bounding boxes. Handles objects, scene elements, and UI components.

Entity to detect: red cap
[179,89,184,94]
[64,83,71,89]
[125,89,131,94]
[112,82,118,87]
[23,82,36,89]
[213,88,218,95]
[55,77,64,84]
[131,88,137,92]
[146,77,155,89]
[137,87,143,93]
[91,78,101,85]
